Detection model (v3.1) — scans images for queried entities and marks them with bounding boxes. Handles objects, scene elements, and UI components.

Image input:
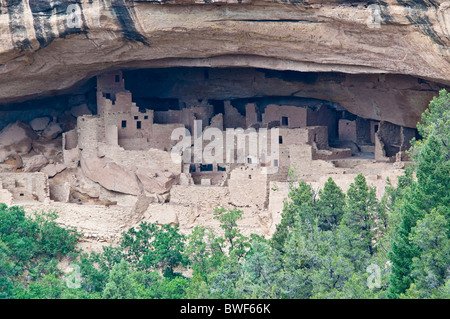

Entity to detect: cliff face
[0,0,449,126]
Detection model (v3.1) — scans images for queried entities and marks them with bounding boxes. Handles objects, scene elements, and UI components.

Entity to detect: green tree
[120,222,189,278]
[0,205,80,298]
[403,208,450,298]
[150,224,190,278]
[237,236,282,298]
[185,207,254,299]
[416,89,450,154]
[213,207,249,259]
[343,173,378,257]
[102,259,137,299]
[271,180,316,252]
[378,169,414,240]
[14,273,66,299]
[78,247,121,294]
[316,177,346,231]
[186,226,212,281]
[0,240,15,299]
[388,89,450,298]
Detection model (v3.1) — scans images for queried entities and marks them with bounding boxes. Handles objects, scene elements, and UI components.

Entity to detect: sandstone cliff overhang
[0,1,449,125]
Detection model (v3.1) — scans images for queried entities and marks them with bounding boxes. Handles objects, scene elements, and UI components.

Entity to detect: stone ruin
[0,70,414,248]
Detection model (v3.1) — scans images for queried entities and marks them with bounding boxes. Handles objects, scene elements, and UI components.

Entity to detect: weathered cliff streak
[0,0,449,127]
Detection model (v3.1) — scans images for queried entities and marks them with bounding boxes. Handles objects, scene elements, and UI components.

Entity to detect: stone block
[42,122,63,140]
[24,155,49,173]
[29,117,50,131]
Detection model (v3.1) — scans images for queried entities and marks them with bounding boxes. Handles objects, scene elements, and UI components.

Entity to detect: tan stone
[3,154,23,170]
[70,104,92,118]
[0,121,38,160]
[0,189,13,206]
[0,172,50,202]
[32,137,62,159]
[145,204,179,226]
[229,166,268,209]
[80,156,142,196]
[29,117,50,131]
[49,181,71,203]
[41,122,63,140]
[72,167,102,199]
[134,166,178,195]
[41,163,67,177]
[23,155,49,173]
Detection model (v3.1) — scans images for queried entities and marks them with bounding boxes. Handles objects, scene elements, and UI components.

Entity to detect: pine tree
[271,181,316,252]
[405,208,450,298]
[316,177,346,231]
[342,173,378,257]
[388,89,450,298]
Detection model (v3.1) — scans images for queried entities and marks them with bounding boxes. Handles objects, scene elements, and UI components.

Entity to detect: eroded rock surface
[0,121,38,160]
[80,155,142,196]
[23,154,49,173]
[0,1,449,127]
[80,155,179,197]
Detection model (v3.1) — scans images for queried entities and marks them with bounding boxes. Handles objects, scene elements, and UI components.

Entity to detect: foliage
[316,177,346,231]
[271,180,315,252]
[388,89,450,299]
[102,259,137,299]
[0,204,80,299]
[342,173,378,257]
[1,91,449,299]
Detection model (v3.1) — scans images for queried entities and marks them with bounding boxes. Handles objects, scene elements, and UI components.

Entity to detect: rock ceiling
[0,0,449,127]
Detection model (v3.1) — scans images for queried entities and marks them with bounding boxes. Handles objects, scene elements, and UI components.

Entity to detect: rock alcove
[0,66,438,165]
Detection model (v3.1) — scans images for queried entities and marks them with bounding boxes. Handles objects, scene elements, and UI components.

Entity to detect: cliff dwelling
[0,0,450,301]
[0,64,443,247]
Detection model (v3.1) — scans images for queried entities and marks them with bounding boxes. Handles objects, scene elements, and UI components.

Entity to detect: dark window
[137,121,142,129]
[212,100,225,115]
[274,159,279,167]
[218,165,226,172]
[121,120,127,128]
[144,116,148,120]
[134,116,138,120]
[189,164,197,173]
[257,112,262,122]
[279,136,283,144]
[374,124,379,133]
[115,75,120,82]
[200,164,213,172]
[281,116,289,126]
[247,157,252,164]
